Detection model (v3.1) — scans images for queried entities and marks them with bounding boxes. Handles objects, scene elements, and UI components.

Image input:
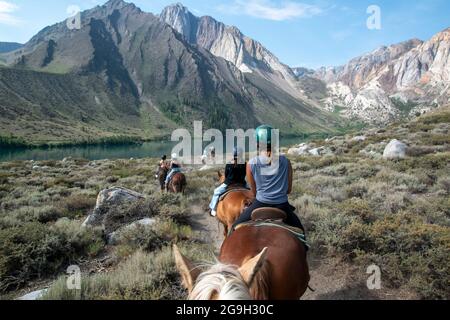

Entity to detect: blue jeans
[209,183,228,211]
[165,168,181,185]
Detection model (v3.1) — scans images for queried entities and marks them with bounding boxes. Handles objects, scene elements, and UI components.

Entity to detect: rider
[156,155,168,178]
[165,153,182,189]
[232,125,304,231]
[209,147,247,217]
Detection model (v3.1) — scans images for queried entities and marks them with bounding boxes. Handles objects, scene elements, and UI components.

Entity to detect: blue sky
[1,0,449,68]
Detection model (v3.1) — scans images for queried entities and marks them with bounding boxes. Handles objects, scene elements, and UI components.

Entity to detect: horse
[173,209,310,300]
[167,172,187,194]
[157,166,169,192]
[216,171,254,237]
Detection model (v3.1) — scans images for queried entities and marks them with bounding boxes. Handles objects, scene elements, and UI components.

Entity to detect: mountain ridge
[0,0,338,144]
[305,29,450,124]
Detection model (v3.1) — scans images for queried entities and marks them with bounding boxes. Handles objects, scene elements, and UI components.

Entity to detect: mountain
[291,67,315,78]
[0,42,23,54]
[313,31,450,124]
[0,0,337,144]
[159,3,303,99]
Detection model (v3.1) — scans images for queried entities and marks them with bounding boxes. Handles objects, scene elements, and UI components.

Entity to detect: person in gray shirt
[232,125,304,231]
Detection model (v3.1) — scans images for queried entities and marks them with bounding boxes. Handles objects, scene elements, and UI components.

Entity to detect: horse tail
[173,174,187,194]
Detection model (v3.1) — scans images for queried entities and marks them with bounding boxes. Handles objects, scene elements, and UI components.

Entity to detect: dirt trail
[188,205,414,300]
[189,205,224,251]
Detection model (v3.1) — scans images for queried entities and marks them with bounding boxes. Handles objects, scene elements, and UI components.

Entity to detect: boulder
[107,218,157,245]
[82,187,145,227]
[351,135,367,142]
[383,139,407,160]
[308,147,325,156]
[288,143,311,156]
[17,289,47,300]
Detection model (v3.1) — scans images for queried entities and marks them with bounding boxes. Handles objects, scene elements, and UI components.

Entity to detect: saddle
[235,207,309,248]
[218,185,250,202]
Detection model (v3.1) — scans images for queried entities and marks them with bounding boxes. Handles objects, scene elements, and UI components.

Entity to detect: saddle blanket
[218,187,251,202]
[235,220,310,248]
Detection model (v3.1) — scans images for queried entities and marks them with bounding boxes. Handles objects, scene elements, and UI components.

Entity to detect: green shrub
[340,215,450,299]
[114,219,194,253]
[60,194,96,217]
[34,206,64,223]
[102,198,159,235]
[337,198,375,223]
[345,183,368,199]
[0,221,104,293]
[51,218,104,257]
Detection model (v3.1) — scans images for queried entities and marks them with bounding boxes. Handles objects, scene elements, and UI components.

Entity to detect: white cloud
[0,1,21,26]
[217,0,322,21]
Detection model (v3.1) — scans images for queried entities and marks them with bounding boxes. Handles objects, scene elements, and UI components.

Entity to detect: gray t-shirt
[249,154,289,204]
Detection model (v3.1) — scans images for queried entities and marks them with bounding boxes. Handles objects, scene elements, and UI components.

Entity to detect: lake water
[0,137,304,162]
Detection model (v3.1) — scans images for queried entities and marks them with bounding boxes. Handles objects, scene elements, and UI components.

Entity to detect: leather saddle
[251,207,287,221]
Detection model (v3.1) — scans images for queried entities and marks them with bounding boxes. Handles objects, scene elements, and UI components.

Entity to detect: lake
[0,137,304,162]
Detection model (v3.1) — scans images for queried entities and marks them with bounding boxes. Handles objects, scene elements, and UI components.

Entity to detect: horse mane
[190,263,252,300]
[189,261,270,300]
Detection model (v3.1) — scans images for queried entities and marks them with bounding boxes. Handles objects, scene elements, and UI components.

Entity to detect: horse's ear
[217,171,223,178]
[238,247,268,287]
[173,244,200,293]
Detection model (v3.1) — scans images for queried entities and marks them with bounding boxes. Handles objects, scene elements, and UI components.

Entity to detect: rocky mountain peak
[104,0,128,10]
[159,3,300,97]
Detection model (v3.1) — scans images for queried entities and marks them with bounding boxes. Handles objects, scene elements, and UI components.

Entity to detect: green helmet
[255,125,273,145]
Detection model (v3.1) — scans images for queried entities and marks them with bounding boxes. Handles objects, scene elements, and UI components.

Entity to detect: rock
[308,147,325,156]
[82,187,145,228]
[288,144,311,156]
[287,148,300,155]
[160,3,297,85]
[62,157,72,163]
[107,218,157,245]
[351,135,367,142]
[17,289,47,300]
[32,165,40,170]
[383,139,408,160]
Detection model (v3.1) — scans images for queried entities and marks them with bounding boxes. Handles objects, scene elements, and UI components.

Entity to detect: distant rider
[165,153,182,189]
[209,147,247,217]
[156,155,168,178]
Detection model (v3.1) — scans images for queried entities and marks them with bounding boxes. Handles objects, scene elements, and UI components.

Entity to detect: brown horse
[216,171,254,237]
[157,167,169,192]
[167,172,187,194]
[174,215,310,300]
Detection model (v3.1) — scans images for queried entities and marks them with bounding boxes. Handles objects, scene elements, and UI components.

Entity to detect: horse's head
[173,245,268,300]
[217,171,225,184]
